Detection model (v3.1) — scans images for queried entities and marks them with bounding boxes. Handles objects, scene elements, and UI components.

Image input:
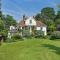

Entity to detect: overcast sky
[2,0,60,21]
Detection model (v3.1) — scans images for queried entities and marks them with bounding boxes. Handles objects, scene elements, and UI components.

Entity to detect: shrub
[0,19,4,31]
[22,30,32,38]
[47,31,52,35]
[0,30,8,41]
[34,30,44,38]
[11,33,23,41]
[50,31,60,40]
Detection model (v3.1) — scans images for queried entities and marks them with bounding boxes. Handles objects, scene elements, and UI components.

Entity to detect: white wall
[36,26,47,36]
[20,27,22,29]
[25,17,36,26]
[10,26,15,30]
[36,27,41,30]
[42,27,47,36]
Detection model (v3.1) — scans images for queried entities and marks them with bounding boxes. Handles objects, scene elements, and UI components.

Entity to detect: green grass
[0,38,60,60]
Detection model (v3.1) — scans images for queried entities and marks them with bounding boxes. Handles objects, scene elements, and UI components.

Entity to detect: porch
[21,26,36,34]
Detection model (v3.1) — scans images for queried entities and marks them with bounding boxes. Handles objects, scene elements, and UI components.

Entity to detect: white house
[18,17,47,36]
[8,26,17,38]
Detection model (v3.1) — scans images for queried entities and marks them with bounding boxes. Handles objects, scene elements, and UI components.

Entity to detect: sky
[2,0,60,22]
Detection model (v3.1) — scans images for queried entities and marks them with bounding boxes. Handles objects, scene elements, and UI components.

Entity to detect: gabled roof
[18,20,26,27]
[36,21,46,27]
[18,17,46,27]
[19,20,46,27]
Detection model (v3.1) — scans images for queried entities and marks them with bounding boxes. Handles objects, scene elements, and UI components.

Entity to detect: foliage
[0,11,2,19]
[0,18,4,31]
[41,7,56,32]
[39,19,56,33]
[5,15,17,28]
[11,33,23,41]
[0,29,8,38]
[47,20,56,32]
[35,7,56,33]
[55,18,60,25]
[22,30,32,38]
[41,7,55,20]
[0,30,8,41]
[34,30,44,38]
[35,13,42,20]
[56,11,60,19]
[54,11,60,26]
[0,18,8,41]
[50,31,60,40]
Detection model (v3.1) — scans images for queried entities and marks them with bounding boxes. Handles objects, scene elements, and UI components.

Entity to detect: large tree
[5,15,17,28]
[55,18,60,25]
[0,18,4,31]
[45,19,56,32]
[35,13,42,20]
[41,7,55,20]
[54,5,60,26]
[56,11,60,19]
[35,7,56,32]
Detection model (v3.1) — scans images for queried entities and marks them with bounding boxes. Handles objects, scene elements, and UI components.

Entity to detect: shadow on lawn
[42,44,60,55]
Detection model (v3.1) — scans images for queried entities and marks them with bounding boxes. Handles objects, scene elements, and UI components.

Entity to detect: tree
[35,13,42,20]
[0,11,2,19]
[40,7,56,33]
[54,6,60,26]
[55,18,60,25]
[41,7,55,20]
[55,11,60,19]
[5,15,17,28]
[0,18,4,31]
[45,19,56,32]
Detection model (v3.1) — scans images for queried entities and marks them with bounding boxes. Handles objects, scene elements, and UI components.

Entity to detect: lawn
[0,38,60,60]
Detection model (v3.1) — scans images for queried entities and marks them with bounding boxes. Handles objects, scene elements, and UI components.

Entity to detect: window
[41,27,42,30]
[30,20,32,24]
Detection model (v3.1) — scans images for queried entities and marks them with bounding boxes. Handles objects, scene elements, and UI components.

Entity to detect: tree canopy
[0,18,4,31]
[41,7,55,20]
[0,14,17,30]
[35,7,57,33]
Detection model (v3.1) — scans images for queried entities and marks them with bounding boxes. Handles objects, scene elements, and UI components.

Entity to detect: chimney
[33,16,35,18]
[23,14,26,21]
[23,14,26,24]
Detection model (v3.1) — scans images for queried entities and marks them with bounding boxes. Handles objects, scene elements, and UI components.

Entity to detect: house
[8,25,17,38]
[18,16,47,36]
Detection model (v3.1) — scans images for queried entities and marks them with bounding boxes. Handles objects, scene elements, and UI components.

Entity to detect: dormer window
[30,20,32,24]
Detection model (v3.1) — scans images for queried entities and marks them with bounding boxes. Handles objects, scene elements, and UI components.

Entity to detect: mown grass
[0,38,60,60]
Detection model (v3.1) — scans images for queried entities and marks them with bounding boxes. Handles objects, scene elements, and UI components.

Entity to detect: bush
[22,30,32,38]
[0,30,8,41]
[47,31,52,35]
[34,30,44,38]
[11,33,23,41]
[50,31,60,40]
